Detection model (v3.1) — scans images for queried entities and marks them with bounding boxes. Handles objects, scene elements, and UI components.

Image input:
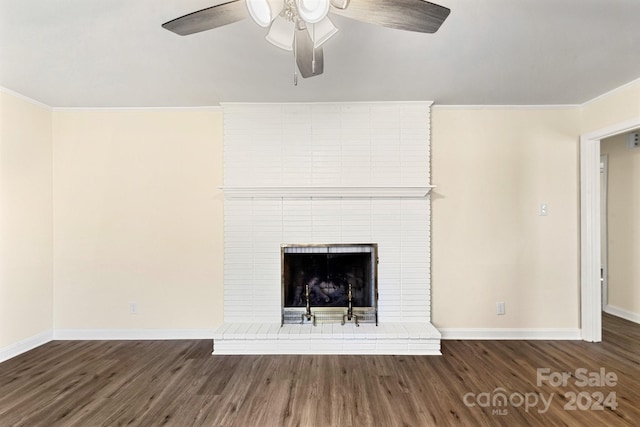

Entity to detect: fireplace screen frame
[281,243,378,326]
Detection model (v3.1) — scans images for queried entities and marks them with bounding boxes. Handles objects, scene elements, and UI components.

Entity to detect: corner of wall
[0,89,55,353]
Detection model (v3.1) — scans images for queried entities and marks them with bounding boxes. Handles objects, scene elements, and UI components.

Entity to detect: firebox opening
[281,244,378,325]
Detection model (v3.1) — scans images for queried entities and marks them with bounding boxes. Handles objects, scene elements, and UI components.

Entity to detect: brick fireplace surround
[213,102,441,355]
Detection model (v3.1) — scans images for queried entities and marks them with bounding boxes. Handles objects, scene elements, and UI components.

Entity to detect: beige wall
[1,99,585,339]
[52,110,224,330]
[49,106,584,333]
[601,134,640,316]
[431,108,581,328]
[0,91,53,348]
[3,77,640,351]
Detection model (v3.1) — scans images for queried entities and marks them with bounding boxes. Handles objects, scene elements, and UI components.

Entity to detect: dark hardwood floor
[1,313,639,426]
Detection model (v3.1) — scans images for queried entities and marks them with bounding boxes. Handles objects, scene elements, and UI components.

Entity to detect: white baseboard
[604,305,640,324]
[0,330,53,364]
[440,328,582,340]
[53,328,215,340]
[1,327,584,363]
[1,329,214,363]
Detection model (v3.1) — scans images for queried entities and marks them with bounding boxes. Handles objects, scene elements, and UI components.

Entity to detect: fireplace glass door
[281,244,378,325]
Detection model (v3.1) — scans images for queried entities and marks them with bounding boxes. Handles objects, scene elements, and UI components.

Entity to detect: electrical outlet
[130,302,138,315]
[496,302,505,315]
[628,132,640,149]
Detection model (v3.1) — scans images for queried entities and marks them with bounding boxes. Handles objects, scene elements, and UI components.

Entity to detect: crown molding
[432,104,580,110]
[52,106,222,112]
[5,77,640,112]
[581,76,640,107]
[0,86,52,110]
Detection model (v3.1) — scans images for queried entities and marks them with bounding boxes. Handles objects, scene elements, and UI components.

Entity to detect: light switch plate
[540,204,549,216]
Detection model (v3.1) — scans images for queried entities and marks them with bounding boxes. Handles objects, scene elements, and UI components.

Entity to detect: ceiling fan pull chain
[311,24,316,74]
[293,32,298,86]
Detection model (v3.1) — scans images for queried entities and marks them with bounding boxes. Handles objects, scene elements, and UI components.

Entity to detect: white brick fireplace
[213,102,441,355]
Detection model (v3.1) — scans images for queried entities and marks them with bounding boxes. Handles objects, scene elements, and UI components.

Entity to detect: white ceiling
[1,0,639,108]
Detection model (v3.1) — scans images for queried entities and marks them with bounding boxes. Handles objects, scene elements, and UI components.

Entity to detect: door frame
[581,117,640,342]
[600,154,608,309]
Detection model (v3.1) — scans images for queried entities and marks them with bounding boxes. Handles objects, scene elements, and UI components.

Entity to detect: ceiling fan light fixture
[246,0,284,27]
[265,15,295,51]
[306,16,338,48]
[329,0,350,9]
[295,0,330,24]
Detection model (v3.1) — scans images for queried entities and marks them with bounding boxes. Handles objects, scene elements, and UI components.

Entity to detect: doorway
[600,134,640,324]
[581,118,640,342]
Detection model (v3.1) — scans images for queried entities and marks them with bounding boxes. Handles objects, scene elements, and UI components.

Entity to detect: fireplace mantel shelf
[220,186,435,199]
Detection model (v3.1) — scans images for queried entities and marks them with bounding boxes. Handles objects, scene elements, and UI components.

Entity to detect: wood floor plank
[1,313,639,426]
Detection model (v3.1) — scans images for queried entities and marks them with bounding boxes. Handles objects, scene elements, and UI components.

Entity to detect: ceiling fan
[162,0,450,83]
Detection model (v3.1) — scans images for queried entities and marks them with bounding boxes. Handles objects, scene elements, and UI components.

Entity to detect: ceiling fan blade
[162,0,248,36]
[331,0,450,33]
[295,27,324,78]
